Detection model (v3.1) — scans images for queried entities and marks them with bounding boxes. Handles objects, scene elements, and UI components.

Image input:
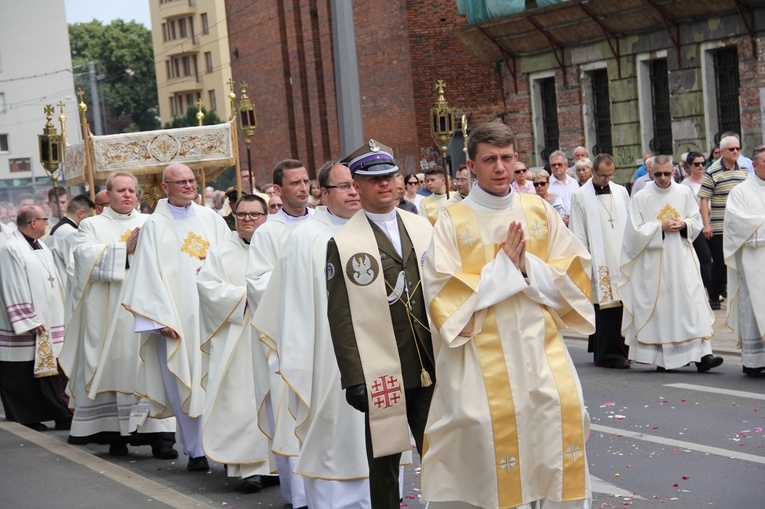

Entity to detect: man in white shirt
[548,150,579,225]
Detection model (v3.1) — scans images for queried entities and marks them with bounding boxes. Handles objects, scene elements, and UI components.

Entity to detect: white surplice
[246,207,312,507]
[59,208,174,438]
[418,192,448,225]
[570,181,630,306]
[198,234,272,478]
[44,218,77,291]
[724,174,765,368]
[260,208,371,506]
[122,199,230,419]
[620,182,714,369]
[422,186,594,509]
[0,229,65,362]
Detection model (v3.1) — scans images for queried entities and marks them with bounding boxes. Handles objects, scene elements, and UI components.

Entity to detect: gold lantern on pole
[38,105,64,219]
[237,81,257,192]
[430,80,455,173]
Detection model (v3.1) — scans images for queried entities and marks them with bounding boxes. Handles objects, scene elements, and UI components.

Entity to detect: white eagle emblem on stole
[352,255,374,285]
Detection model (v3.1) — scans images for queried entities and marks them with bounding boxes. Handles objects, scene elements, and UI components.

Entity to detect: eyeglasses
[550,162,566,168]
[725,147,741,152]
[514,169,527,174]
[235,211,266,220]
[164,179,198,187]
[691,161,705,167]
[406,181,418,186]
[533,181,548,187]
[324,183,354,191]
[654,172,673,177]
[269,203,283,209]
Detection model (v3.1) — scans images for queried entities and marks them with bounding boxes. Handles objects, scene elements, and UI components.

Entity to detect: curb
[562,334,741,357]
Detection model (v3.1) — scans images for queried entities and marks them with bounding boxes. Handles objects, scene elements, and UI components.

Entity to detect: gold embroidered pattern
[656,204,679,221]
[565,442,583,463]
[181,231,210,260]
[459,228,480,248]
[528,220,547,238]
[498,453,517,472]
[119,229,133,243]
[598,265,613,304]
[33,331,58,378]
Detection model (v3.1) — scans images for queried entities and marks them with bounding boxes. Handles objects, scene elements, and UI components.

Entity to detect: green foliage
[69,19,160,132]
[208,166,238,191]
[163,105,222,129]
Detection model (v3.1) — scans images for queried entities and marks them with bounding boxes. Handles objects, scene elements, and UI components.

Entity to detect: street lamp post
[38,105,64,219]
[430,80,456,174]
[237,81,257,192]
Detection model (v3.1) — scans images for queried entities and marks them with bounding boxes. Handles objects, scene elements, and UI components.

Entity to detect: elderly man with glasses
[548,149,579,225]
[0,205,70,432]
[122,163,230,472]
[699,135,750,310]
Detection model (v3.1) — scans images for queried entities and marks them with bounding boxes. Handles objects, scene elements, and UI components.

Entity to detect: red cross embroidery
[370,375,402,409]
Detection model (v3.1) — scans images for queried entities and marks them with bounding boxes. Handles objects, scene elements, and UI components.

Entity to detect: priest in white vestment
[198,194,274,493]
[422,122,595,509]
[724,147,765,377]
[59,172,177,457]
[259,161,372,507]
[619,156,723,372]
[418,166,449,225]
[44,194,95,291]
[570,154,631,369]
[247,159,313,507]
[122,163,230,472]
[0,206,70,430]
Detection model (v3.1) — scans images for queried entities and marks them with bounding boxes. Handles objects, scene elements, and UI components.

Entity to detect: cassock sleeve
[245,222,280,313]
[0,246,40,334]
[326,238,365,388]
[197,242,247,355]
[568,191,588,249]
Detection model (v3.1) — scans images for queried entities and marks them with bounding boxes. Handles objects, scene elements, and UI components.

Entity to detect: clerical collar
[468,184,513,210]
[282,208,309,219]
[21,231,41,250]
[240,236,251,245]
[364,209,397,222]
[326,210,349,226]
[594,183,611,195]
[167,201,195,220]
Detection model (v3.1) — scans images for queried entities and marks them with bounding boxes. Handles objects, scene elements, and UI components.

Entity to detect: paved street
[1,305,761,508]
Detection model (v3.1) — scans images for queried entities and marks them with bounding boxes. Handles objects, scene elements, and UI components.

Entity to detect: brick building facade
[225,0,503,185]
[456,1,765,183]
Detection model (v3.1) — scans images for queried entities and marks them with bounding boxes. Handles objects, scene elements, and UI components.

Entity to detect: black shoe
[187,456,209,472]
[151,444,178,459]
[709,300,721,310]
[598,359,630,369]
[23,422,48,432]
[743,366,765,377]
[241,475,262,494]
[54,418,72,430]
[109,443,129,456]
[696,354,724,372]
[656,366,671,372]
[260,475,280,487]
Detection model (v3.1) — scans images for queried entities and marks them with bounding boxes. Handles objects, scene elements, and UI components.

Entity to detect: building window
[162,23,168,42]
[205,52,213,73]
[165,60,172,80]
[649,59,672,155]
[169,20,177,40]
[0,93,5,114]
[183,55,192,76]
[591,69,612,156]
[170,97,177,117]
[173,57,181,78]
[0,134,8,152]
[714,47,741,142]
[186,93,194,110]
[539,78,559,162]
[179,18,187,38]
[201,13,209,34]
[208,90,217,112]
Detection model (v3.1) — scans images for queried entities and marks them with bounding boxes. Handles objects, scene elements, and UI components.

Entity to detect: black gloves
[345,384,369,413]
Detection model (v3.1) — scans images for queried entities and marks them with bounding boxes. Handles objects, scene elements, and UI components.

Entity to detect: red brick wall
[225,0,505,185]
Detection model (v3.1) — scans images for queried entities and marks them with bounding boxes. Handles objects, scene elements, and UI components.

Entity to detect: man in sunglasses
[197,194,274,492]
[123,163,230,472]
[699,135,749,310]
[620,155,723,373]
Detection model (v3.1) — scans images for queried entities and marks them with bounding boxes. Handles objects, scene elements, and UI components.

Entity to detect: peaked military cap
[340,139,399,177]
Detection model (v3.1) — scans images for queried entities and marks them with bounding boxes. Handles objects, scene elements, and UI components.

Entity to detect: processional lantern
[430,80,455,171]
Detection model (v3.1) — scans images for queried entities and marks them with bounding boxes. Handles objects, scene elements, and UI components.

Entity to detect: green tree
[163,105,222,129]
[69,20,159,132]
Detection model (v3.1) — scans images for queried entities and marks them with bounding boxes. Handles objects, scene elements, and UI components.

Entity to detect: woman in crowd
[533,169,565,218]
[510,160,535,193]
[403,172,424,208]
[575,157,593,185]
[706,145,721,169]
[308,179,322,207]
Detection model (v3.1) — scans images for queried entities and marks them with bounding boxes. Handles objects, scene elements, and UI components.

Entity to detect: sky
[64,0,152,28]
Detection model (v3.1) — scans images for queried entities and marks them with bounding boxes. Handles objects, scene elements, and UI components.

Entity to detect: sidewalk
[563,301,739,356]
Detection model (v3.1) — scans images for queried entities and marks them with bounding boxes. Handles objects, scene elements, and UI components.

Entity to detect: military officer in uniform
[326,140,435,509]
